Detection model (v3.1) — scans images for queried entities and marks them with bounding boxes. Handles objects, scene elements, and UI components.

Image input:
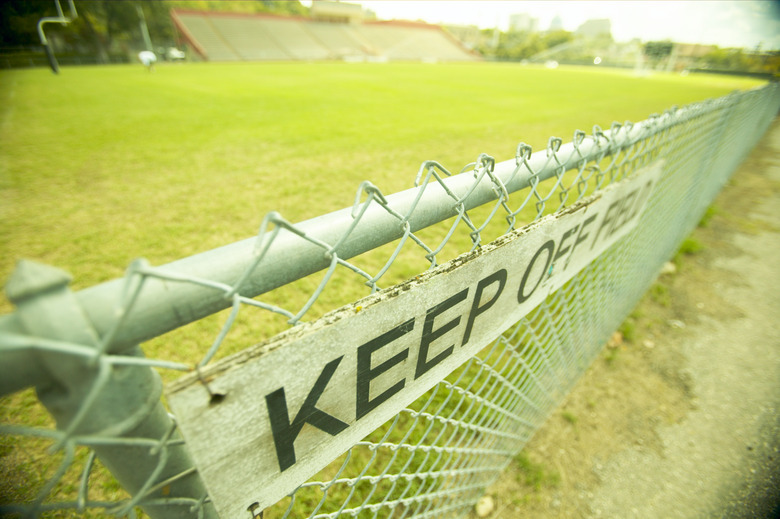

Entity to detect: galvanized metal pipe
[4,261,216,519]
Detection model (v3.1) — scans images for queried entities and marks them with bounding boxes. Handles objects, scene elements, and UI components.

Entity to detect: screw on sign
[247,502,264,518]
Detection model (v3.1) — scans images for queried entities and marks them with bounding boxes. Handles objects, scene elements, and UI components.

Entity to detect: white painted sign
[167,162,663,518]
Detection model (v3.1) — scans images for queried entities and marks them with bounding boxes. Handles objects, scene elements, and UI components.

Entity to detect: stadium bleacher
[171,10,478,63]
[209,15,291,60]
[305,22,370,60]
[173,12,241,61]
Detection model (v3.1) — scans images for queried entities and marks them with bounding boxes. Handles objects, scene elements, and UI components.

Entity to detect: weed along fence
[1,83,779,519]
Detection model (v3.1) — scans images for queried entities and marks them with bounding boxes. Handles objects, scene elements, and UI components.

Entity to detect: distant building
[548,15,564,32]
[576,18,612,39]
[509,13,539,32]
[310,1,364,24]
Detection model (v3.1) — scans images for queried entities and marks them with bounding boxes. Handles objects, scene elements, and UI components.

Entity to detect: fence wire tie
[546,136,563,160]
[413,160,452,188]
[573,129,586,147]
[477,153,495,173]
[623,120,635,140]
[647,113,660,132]
[196,365,227,405]
[515,142,532,167]
[592,124,607,146]
[350,181,386,219]
[613,120,636,149]
[610,121,623,138]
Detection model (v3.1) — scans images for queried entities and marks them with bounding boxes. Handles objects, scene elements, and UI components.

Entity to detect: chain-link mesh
[1,83,778,519]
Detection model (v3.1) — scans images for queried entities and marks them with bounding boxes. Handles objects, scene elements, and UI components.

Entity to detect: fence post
[5,260,217,519]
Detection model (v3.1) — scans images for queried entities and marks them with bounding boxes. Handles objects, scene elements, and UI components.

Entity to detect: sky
[352,1,780,50]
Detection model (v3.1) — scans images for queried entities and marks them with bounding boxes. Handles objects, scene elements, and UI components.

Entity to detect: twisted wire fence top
[0,81,778,518]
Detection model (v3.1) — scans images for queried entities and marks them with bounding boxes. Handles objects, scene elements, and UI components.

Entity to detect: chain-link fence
[1,82,778,519]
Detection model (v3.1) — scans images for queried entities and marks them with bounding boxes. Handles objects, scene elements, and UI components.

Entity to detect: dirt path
[482,118,780,518]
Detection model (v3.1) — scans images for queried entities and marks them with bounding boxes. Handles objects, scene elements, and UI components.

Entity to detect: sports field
[0,61,766,515]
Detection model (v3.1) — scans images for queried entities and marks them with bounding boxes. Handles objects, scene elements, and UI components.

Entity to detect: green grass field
[0,61,765,516]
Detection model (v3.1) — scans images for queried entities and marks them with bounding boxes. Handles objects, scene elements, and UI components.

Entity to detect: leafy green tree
[71,1,135,62]
[702,48,748,69]
[0,0,307,63]
[542,30,573,49]
[0,0,59,47]
[698,46,778,75]
[474,27,574,61]
[642,40,674,69]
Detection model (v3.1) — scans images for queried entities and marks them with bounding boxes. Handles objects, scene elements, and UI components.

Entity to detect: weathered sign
[167,162,663,518]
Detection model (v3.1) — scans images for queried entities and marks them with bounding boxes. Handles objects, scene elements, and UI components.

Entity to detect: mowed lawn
[0,62,765,515]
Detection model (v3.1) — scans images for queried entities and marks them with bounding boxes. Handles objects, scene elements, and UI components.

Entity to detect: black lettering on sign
[518,240,555,304]
[265,357,349,472]
[462,269,507,346]
[591,197,622,248]
[611,187,639,234]
[415,289,468,379]
[628,181,653,223]
[552,224,579,268]
[356,318,415,420]
[566,213,597,269]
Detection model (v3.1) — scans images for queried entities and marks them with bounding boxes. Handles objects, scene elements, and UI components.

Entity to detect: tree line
[1,0,776,75]
[0,0,308,62]
[644,40,779,76]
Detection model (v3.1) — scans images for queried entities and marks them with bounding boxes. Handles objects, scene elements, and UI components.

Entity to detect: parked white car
[166,47,186,61]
